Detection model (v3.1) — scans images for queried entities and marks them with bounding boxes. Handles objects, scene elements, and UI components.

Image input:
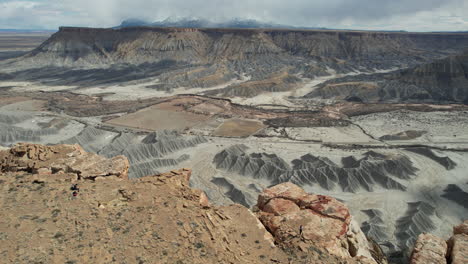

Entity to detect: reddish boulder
[453,220,468,235]
[262,198,300,215]
[410,233,447,264]
[256,182,379,263]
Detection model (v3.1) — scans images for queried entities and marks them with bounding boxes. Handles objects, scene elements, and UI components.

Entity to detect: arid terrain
[0,32,52,60]
[0,27,467,263]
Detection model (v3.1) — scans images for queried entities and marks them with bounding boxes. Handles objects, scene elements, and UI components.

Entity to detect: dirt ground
[106,105,211,131]
[0,32,51,51]
[213,119,265,137]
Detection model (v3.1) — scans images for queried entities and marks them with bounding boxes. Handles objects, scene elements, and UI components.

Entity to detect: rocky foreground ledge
[410,220,468,264]
[0,143,461,263]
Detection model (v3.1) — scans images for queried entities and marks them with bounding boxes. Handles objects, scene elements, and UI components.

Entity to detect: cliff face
[0,143,381,263]
[306,50,468,103]
[26,27,468,67]
[2,27,468,99]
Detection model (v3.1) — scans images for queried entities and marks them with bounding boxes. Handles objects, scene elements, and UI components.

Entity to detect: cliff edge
[0,143,382,263]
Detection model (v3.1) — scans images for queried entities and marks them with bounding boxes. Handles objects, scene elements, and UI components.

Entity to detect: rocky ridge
[0,143,381,263]
[213,144,418,193]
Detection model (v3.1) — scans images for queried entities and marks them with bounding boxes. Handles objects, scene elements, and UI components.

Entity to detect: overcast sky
[1,0,468,31]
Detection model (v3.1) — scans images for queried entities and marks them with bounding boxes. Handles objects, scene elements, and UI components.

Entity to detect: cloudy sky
[1,0,468,31]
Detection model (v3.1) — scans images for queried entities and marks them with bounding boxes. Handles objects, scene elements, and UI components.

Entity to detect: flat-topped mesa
[256,182,385,264]
[20,26,468,68]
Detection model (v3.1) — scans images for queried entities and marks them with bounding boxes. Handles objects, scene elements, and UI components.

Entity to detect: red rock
[257,182,306,209]
[453,220,468,235]
[256,182,378,263]
[263,198,300,216]
[410,233,447,264]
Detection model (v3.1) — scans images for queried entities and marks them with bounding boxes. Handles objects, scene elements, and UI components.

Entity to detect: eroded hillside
[306,50,468,104]
[2,27,468,100]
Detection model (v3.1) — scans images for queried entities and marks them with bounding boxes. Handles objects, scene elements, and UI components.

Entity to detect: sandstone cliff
[0,143,382,263]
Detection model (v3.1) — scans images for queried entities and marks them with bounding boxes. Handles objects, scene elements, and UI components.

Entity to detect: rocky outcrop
[0,143,129,180]
[448,235,468,264]
[408,220,468,264]
[63,129,208,179]
[453,220,468,235]
[0,143,367,263]
[410,233,448,264]
[256,182,384,263]
[448,220,468,264]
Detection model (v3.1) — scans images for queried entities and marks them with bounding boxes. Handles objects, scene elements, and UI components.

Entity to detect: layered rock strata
[214,145,417,193]
[306,50,468,103]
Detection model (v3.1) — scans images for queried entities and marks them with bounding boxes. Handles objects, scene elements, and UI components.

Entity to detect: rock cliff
[0,143,381,263]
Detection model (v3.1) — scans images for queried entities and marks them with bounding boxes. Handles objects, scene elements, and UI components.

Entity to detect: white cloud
[0,0,467,31]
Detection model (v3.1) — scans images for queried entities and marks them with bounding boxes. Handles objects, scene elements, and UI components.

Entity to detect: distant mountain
[115,17,327,30]
[117,19,152,28]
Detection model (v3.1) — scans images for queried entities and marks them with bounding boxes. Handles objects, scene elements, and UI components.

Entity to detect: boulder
[410,233,447,264]
[256,182,381,263]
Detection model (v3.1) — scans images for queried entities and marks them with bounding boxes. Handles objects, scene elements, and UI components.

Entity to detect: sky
[0,0,468,31]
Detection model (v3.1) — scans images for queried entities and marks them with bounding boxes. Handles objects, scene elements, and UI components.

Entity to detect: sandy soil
[0,99,47,111]
[352,110,468,146]
[0,96,30,106]
[106,105,211,131]
[212,119,265,138]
